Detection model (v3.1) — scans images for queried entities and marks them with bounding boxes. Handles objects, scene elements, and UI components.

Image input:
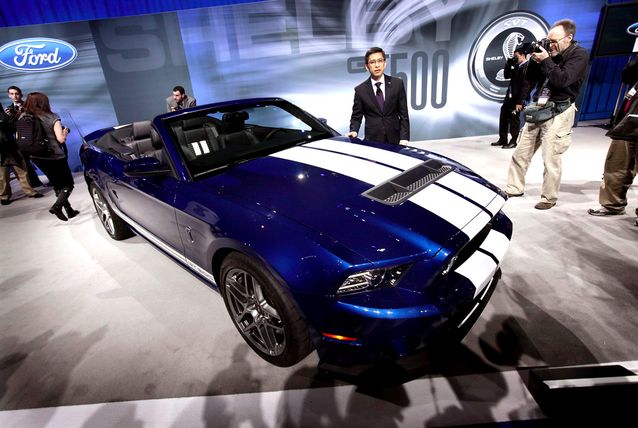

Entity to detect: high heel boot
[64,201,79,219]
[49,188,71,221]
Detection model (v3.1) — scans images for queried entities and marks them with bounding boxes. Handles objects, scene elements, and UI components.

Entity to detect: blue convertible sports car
[80,98,512,367]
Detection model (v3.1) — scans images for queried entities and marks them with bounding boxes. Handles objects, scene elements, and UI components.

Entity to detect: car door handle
[186,226,194,243]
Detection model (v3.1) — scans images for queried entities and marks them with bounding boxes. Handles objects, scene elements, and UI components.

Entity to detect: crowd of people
[2,17,635,227]
[346,19,635,222]
[494,18,636,222]
[0,86,78,221]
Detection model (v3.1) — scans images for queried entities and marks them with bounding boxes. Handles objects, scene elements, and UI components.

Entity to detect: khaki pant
[0,161,37,200]
[506,104,576,204]
[598,139,637,212]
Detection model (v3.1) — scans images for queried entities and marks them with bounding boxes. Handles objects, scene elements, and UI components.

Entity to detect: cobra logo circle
[468,11,549,101]
[628,23,638,36]
[0,38,78,72]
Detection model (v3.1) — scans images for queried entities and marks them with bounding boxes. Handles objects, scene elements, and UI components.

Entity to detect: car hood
[200,138,505,264]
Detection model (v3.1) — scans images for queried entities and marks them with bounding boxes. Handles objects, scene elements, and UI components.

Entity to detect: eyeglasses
[367,59,385,65]
[548,35,569,44]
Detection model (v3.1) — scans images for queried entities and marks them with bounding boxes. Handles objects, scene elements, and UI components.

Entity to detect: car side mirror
[318,118,328,125]
[123,157,171,177]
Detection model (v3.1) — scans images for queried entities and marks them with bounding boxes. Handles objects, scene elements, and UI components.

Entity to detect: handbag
[605,114,638,142]
[523,74,574,123]
[524,102,556,123]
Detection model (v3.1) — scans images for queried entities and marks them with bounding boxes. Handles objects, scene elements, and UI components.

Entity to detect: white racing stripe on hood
[308,141,506,218]
[271,146,397,185]
[486,195,506,217]
[271,145,488,238]
[437,172,498,208]
[305,140,422,170]
[408,185,486,238]
[463,211,492,240]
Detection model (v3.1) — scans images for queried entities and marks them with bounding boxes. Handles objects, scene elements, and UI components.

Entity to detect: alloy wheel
[224,267,286,356]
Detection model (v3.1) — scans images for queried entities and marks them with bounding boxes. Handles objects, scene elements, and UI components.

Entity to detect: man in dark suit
[491,45,531,149]
[5,85,43,187]
[346,47,410,145]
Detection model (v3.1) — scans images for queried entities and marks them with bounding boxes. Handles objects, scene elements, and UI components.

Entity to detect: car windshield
[163,99,336,179]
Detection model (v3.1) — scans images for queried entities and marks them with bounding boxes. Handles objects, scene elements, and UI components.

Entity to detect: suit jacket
[503,60,530,106]
[166,94,197,112]
[349,75,409,144]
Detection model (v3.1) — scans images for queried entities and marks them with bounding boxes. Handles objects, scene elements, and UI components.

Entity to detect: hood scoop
[363,159,453,205]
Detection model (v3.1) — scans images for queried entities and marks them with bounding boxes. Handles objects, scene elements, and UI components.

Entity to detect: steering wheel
[263,128,287,142]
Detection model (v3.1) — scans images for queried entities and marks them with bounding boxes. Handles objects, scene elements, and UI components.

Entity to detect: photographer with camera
[491,45,530,149]
[166,85,196,112]
[504,18,588,210]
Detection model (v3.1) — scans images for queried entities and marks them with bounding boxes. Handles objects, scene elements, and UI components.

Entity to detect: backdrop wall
[0,0,611,171]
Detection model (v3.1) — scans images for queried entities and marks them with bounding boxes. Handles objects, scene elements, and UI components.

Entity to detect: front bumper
[297,212,512,367]
[309,267,501,367]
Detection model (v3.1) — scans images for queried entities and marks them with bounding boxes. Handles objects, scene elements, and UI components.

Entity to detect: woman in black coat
[21,92,78,221]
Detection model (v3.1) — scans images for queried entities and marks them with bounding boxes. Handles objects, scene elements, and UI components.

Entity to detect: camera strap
[537,78,551,106]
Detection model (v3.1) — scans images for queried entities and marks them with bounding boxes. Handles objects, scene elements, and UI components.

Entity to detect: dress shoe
[502,141,517,149]
[587,207,625,216]
[29,192,44,198]
[49,205,68,221]
[534,201,556,210]
[505,191,523,197]
[490,140,506,146]
[1,199,12,205]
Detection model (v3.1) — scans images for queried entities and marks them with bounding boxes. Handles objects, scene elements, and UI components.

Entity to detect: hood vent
[363,159,453,205]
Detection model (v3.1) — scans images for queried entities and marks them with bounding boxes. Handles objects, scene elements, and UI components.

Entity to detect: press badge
[537,88,551,106]
[625,86,636,100]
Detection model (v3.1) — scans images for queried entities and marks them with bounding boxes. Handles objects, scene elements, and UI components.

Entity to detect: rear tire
[220,252,313,367]
[90,183,133,241]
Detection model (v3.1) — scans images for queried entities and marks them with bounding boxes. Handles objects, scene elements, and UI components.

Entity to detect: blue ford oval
[0,37,77,72]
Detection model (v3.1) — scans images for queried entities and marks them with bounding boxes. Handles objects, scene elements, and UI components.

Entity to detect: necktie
[375,82,384,111]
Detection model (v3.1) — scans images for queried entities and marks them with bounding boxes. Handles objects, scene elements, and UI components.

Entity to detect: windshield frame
[160,98,337,179]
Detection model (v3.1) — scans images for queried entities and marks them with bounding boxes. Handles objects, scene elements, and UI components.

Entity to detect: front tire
[90,183,133,241]
[220,252,313,367]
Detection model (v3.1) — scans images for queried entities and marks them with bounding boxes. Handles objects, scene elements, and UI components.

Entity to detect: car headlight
[337,264,410,295]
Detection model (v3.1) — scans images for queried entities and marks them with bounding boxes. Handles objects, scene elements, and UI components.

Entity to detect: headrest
[133,120,152,139]
[181,117,207,131]
[221,111,249,133]
[222,111,249,124]
[150,127,163,149]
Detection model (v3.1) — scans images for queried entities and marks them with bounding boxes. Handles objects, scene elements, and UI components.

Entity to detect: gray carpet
[1,123,637,426]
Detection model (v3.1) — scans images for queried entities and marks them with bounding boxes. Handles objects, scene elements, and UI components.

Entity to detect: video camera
[520,39,551,55]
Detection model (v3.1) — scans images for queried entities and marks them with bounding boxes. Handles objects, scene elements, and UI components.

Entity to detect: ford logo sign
[628,23,638,36]
[0,38,77,72]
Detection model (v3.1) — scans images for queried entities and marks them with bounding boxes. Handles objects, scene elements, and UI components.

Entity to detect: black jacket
[539,42,589,103]
[0,105,22,166]
[613,58,638,126]
[349,75,410,144]
[504,59,531,105]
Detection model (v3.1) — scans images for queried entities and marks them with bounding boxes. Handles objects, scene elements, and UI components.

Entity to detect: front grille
[363,159,453,205]
[448,221,492,272]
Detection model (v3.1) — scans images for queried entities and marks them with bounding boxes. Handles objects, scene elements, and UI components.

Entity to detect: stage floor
[2,123,637,427]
